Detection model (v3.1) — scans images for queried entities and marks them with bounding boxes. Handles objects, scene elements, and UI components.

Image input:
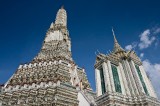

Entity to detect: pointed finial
[112,27,115,36]
[111,27,124,53]
[55,5,67,26]
[61,5,64,9]
[112,27,118,43]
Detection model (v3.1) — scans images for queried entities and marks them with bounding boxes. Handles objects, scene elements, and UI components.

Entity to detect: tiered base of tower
[0,56,93,106]
[96,92,160,106]
[0,82,78,106]
[0,58,80,106]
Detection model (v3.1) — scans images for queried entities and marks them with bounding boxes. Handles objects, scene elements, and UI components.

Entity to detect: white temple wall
[129,60,141,95]
[119,63,131,96]
[102,62,111,92]
[131,61,146,94]
[95,68,102,96]
[78,92,90,106]
[117,65,126,95]
[139,65,157,98]
[121,60,135,96]
[125,60,139,96]
[107,61,115,92]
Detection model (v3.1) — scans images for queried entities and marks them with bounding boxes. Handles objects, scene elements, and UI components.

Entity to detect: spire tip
[61,5,64,9]
[112,27,117,43]
[111,28,124,53]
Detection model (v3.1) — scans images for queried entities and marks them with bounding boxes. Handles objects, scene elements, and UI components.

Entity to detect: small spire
[50,22,54,28]
[112,28,124,53]
[61,5,64,9]
[55,5,67,26]
[112,27,118,43]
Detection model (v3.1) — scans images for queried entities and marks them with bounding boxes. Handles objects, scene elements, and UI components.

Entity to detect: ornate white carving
[45,31,63,42]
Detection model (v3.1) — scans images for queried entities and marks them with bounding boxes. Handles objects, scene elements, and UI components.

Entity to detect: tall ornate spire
[112,28,124,53]
[55,6,67,26]
[34,6,72,61]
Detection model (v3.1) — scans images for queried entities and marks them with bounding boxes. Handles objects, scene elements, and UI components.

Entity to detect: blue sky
[0,0,160,98]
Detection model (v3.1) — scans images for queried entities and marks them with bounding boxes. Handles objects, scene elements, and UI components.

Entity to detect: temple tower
[94,29,160,106]
[0,6,95,106]
[34,6,71,61]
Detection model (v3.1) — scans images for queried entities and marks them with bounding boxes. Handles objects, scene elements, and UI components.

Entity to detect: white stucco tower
[0,6,96,106]
[94,29,160,106]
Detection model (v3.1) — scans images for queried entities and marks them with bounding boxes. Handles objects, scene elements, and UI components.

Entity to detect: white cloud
[155,64,160,71]
[138,29,156,49]
[153,28,160,34]
[125,27,160,50]
[125,45,133,51]
[125,42,138,51]
[140,53,144,58]
[142,60,160,99]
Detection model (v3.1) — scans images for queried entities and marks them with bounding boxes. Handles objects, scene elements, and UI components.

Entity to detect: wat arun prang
[0,6,95,106]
